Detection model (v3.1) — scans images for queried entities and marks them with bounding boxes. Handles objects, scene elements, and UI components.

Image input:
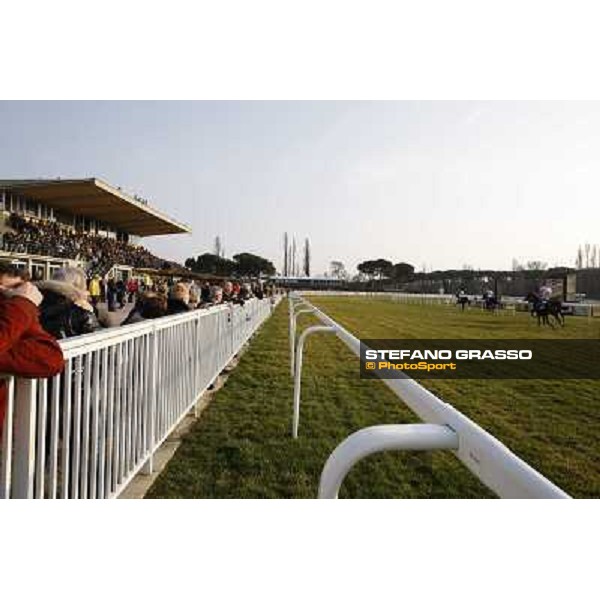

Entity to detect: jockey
[539,282,552,301]
[456,288,469,310]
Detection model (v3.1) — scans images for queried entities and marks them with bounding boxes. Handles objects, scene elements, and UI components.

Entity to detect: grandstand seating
[1,213,180,276]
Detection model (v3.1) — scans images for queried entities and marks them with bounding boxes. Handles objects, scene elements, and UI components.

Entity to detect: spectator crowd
[1,213,180,275]
[0,259,278,433]
[96,273,274,327]
[2,259,276,341]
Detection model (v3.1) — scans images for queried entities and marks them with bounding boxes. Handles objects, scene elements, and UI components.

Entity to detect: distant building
[270,275,345,290]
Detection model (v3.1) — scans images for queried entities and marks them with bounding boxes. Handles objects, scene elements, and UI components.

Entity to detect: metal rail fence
[302,289,599,315]
[1,297,277,499]
[288,294,570,499]
[304,290,452,301]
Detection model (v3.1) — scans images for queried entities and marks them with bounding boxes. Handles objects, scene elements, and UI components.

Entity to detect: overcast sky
[0,101,598,274]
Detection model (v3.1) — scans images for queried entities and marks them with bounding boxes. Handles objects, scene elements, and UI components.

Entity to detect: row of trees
[575,244,600,269]
[292,255,565,282]
[511,259,548,272]
[184,252,276,277]
[356,259,415,282]
[283,233,310,277]
[356,258,562,280]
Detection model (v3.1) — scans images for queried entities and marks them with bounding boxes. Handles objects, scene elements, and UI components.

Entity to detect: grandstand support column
[11,379,38,498]
[142,327,158,475]
[292,325,335,438]
[318,424,459,499]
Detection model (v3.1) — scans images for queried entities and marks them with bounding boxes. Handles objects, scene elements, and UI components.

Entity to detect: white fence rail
[304,290,454,301]
[288,294,570,499]
[303,290,599,316]
[1,297,277,499]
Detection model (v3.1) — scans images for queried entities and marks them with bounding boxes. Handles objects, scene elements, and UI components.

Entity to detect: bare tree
[525,260,547,271]
[283,232,289,276]
[291,237,297,277]
[330,261,347,280]
[576,246,583,269]
[214,235,223,258]
[303,238,311,277]
[585,242,591,268]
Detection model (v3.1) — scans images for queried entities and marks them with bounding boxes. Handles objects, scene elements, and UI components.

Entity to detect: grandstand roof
[0,178,191,236]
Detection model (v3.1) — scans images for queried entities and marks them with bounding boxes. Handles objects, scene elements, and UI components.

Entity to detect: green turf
[146,298,600,498]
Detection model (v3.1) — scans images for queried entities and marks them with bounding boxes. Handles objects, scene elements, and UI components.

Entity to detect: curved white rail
[292,325,334,438]
[290,294,570,499]
[318,424,459,498]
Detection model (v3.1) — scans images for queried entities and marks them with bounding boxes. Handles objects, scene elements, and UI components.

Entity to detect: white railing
[0,297,278,499]
[288,294,570,499]
[303,290,599,315]
[304,290,466,305]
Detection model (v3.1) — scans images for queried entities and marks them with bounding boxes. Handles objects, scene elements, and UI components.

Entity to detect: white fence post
[142,326,158,475]
[12,378,38,499]
[289,306,315,377]
[0,376,15,499]
[292,325,335,438]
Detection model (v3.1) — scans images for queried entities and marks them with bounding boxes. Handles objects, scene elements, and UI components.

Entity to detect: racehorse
[525,292,564,327]
[483,294,499,311]
[456,293,470,311]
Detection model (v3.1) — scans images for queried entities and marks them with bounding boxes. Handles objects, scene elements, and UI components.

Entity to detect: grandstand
[0,178,190,280]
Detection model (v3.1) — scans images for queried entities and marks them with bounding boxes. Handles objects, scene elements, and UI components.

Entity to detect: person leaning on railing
[121,292,168,324]
[37,267,101,340]
[167,283,192,315]
[0,262,64,431]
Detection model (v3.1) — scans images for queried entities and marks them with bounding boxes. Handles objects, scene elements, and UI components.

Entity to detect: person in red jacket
[0,263,65,430]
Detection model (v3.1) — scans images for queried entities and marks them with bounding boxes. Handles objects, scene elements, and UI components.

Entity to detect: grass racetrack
[147,297,600,498]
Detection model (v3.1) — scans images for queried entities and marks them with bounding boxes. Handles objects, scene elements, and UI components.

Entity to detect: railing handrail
[291,293,570,499]
[59,301,241,357]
